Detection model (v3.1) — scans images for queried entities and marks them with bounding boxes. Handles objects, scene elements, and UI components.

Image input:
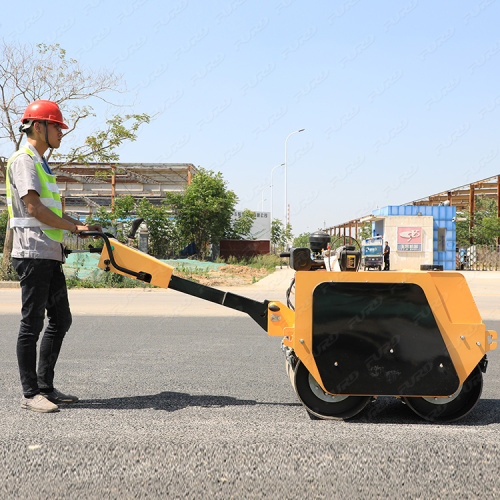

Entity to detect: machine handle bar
[73,231,270,331]
[76,230,152,283]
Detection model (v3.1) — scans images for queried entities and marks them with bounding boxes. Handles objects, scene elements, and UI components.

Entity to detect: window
[438,227,446,252]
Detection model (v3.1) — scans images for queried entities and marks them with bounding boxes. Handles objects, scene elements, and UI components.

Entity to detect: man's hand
[87,224,103,233]
[75,224,103,238]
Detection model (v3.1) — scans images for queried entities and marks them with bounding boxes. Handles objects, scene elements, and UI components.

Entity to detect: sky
[2,0,500,235]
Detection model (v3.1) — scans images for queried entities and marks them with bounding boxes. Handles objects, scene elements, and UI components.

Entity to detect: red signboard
[397,227,422,244]
[397,227,422,252]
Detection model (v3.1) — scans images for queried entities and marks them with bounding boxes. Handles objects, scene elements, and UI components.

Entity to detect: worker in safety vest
[6,100,101,413]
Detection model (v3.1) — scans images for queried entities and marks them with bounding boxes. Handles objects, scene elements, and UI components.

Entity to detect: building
[326,174,500,240]
[325,174,500,271]
[0,162,197,218]
[368,205,456,270]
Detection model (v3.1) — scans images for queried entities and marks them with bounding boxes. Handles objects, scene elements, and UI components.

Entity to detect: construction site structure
[326,174,500,245]
[0,161,197,219]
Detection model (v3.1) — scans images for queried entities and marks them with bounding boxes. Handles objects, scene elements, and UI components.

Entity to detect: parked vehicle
[361,236,383,271]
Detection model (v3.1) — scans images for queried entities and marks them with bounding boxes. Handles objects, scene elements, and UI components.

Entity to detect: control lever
[127,218,144,239]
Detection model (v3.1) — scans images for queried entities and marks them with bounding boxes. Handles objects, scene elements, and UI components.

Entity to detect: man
[383,241,390,271]
[6,100,101,413]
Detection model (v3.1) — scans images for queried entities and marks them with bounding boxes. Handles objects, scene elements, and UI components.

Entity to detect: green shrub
[0,210,8,248]
[66,268,153,289]
[0,262,18,281]
[174,263,210,281]
[217,253,279,272]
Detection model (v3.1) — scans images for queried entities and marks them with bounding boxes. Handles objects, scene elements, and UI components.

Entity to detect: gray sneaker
[42,388,79,404]
[21,394,59,413]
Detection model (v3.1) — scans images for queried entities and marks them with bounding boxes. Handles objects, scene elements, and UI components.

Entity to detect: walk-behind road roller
[73,226,497,422]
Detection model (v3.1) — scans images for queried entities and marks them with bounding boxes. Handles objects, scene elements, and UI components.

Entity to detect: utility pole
[111,164,116,210]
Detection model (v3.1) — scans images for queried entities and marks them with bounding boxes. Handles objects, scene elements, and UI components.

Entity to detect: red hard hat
[21,100,69,129]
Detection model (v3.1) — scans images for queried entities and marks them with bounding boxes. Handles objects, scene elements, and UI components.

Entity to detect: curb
[0,281,20,288]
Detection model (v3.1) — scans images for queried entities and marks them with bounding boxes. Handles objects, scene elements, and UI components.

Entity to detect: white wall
[232,211,271,239]
[382,216,434,270]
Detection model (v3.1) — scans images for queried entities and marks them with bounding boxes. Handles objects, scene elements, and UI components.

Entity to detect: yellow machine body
[98,239,497,415]
[95,237,497,419]
[271,271,496,398]
[98,238,174,288]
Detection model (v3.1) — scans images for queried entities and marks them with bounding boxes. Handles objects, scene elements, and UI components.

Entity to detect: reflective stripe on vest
[6,146,63,242]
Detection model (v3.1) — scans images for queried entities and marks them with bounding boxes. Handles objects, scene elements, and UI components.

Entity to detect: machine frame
[73,229,497,422]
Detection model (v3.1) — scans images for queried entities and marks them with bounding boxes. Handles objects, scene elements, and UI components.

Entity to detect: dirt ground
[175,264,271,287]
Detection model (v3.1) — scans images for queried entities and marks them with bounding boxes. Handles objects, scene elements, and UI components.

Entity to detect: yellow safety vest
[6,146,63,243]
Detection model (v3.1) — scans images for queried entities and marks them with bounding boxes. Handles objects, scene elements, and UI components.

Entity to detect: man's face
[34,121,63,148]
[45,121,63,148]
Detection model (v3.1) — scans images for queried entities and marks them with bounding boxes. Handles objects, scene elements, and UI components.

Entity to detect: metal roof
[326,174,500,234]
[0,162,198,218]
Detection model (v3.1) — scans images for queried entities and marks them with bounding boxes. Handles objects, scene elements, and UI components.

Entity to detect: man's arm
[22,190,101,234]
[62,213,102,234]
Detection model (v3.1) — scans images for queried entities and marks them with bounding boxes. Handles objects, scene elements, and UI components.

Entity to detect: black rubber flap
[312,282,460,396]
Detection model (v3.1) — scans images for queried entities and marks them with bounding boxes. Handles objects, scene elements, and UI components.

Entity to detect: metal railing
[457,245,500,271]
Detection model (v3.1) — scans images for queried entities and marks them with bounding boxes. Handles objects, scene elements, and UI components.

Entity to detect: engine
[283,231,361,272]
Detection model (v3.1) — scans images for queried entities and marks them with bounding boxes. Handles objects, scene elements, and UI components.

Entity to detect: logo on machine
[397,227,422,251]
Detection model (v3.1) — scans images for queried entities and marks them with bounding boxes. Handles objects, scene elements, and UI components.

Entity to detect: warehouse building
[0,162,197,218]
[0,161,272,259]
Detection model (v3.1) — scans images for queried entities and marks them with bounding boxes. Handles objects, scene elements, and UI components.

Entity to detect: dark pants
[12,258,72,398]
[384,258,390,270]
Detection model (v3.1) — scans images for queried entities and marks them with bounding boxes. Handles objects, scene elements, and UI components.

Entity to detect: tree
[284,223,294,249]
[456,213,470,247]
[271,219,285,252]
[54,113,150,166]
[1,41,150,272]
[136,198,180,258]
[86,195,136,242]
[166,169,237,258]
[227,209,256,239]
[457,197,500,246]
[85,196,181,258]
[271,218,293,253]
[358,222,372,241]
[0,42,121,156]
[293,232,310,248]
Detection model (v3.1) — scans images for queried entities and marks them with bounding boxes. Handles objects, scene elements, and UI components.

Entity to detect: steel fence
[457,245,500,271]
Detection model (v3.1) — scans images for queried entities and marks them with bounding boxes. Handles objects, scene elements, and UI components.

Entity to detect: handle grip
[128,218,144,239]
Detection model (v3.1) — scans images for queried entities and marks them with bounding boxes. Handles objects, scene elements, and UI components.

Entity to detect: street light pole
[284,128,305,226]
[270,162,284,224]
[261,185,270,212]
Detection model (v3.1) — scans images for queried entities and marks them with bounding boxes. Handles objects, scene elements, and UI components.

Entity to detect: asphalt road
[0,278,499,499]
